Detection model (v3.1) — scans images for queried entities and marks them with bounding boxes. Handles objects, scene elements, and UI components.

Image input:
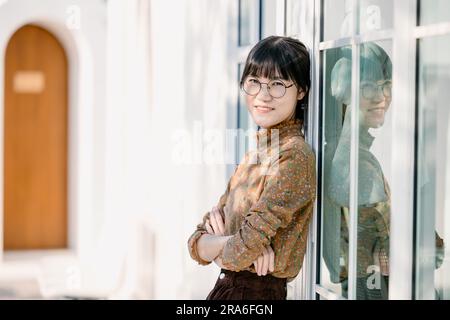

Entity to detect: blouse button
[219,273,225,280]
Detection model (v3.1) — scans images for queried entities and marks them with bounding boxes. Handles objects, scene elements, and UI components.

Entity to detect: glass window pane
[286,0,302,37]
[420,0,450,26]
[355,40,392,300]
[323,0,352,41]
[261,0,277,39]
[320,46,352,297]
[359,0,393,33]
[416,34,450,300]
[321,41,394,300]
[239,0,260,46]
[323,0,393,41]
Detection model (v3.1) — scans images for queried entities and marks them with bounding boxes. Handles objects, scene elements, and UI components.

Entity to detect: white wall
[148,0,231,299]
[104,0,232,299]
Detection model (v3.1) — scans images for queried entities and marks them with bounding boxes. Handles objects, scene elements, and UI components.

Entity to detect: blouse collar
[256,118,303,147]
[360,128,375,150]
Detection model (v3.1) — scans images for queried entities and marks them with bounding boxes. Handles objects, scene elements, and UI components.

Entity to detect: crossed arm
[196,205,275,276]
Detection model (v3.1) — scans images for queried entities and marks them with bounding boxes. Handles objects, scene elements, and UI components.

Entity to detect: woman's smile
[254,105,275,114]
[360,93,391,128]
[367,107,385,115]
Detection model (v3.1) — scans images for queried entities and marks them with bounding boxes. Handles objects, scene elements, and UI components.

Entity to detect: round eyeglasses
[241,78,294,99]
[361,80,392,100]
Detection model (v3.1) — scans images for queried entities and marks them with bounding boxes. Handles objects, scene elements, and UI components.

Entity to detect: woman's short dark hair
[240,36,311,125]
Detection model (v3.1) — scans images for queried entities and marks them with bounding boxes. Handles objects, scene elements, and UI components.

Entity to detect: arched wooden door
[3,25,68,250]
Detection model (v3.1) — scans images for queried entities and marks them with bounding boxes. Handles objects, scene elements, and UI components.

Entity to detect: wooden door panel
[4,25,68,250]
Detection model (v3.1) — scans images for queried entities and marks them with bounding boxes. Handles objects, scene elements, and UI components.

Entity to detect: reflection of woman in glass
[327,43,392,299]
[326,43,444,299]
[187,36,316,300]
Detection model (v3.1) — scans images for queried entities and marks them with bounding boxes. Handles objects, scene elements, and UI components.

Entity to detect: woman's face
[359,79,392,128]
[244,75,305,129]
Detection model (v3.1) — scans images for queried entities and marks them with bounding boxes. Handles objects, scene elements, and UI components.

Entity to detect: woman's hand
[204,206,229,269]
[205,206,225,236]
[253,245,275,276]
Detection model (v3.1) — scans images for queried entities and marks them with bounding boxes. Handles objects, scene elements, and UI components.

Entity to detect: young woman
[187,36,316,300]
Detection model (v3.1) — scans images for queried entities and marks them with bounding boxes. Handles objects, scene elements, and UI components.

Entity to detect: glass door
[313,0,417,300]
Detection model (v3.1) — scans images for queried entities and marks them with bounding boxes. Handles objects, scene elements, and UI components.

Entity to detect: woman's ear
[297,89,306,101]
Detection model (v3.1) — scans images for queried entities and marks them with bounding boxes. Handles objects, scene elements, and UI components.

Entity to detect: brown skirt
[206,269,287,300]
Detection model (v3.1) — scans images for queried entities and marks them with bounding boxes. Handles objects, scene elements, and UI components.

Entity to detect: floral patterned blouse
[187,118,316,282]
